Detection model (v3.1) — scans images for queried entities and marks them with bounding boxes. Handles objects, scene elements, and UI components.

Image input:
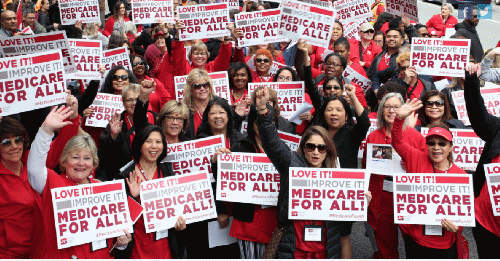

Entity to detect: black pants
[472,219,500,259]
[404,235,457,259]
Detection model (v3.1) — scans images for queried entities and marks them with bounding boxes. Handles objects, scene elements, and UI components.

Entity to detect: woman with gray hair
[426,3,457,37]
[362,92,427,259]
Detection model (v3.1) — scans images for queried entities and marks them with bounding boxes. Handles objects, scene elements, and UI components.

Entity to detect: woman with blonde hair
[83,22,109,49]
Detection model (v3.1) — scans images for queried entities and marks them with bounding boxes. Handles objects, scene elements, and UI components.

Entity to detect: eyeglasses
[256,58,270,64]
[420,33,430,37]
[324,62,342,68]
[132,61,145,67]
[165,116,184,123]
[277,76,293,81]
[192,82,210,90]
[362,29,375,34]
[473,15,478,18]
[113,75,129,81]
[192,52,207,56]
[123,98,136,104]
[425,100,445,108]
[0,136,24,147]
[304,143,327,154]
[324,85,342,91]
[399,66,409,71]
[426,141,448,147]
[383,105,401,111]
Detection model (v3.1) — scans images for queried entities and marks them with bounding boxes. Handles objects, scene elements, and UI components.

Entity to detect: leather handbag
[263,228,284,258]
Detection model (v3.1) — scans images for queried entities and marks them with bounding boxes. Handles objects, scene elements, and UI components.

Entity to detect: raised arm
[134,80,156,133]
[479,48,500,83]
[298,39,324,111]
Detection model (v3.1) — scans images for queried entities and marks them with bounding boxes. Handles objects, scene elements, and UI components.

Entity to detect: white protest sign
[279,0,335,48]
[140,171,217,233]
[393,173,475,226]
[386,0,418,22]
[452,84,500,126]
[67,39,102,80]
[132,0,174,24]
[367,143,404,175]
[248,82,305,120]
[51,180,134,249]
[174,71,231,104]
[221,0,239,9]
[358,118,378,158]
[343,20,363,41]
[297,0,331,7]
[411,38,470,77]
[0,31,77,74]
[246,55,290,77]
[162,135,225,182]
[177,3,230,41]
[235,10,286,47]
[0,50,67,116]
[484,164,500,216]
[59,0,100,25]
[240,120,248,135]
[217,153,280,205]
[343,65,371,92]
[289,167,369,221]
[334,0,370,24]
[278,130,302,152]
[100,47,132,87]
[85,94,124,128]
[421,128,484,171]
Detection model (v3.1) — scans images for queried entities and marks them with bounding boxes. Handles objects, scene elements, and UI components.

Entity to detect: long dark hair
[418,90,454,127]
[297,126,338,168]
[273,66,299,82]
[113,1,125,19]
[129,54,149,76]
[374,12,394,32]
[316,95,354,129]
[100,66,138,94]
[131,125,167,164]
[228,62,252,90]
[197,98,236,145]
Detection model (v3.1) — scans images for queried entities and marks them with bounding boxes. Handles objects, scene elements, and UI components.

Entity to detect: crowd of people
[1,0,500,258]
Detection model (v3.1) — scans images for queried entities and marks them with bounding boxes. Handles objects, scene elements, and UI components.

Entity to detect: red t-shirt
[294,220,326,252]
[475,154,500,237]
[377,52,391,72]
[348,39,383,69]
[408,79,425,101]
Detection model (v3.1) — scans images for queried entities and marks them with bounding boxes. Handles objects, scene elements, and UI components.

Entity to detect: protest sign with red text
[278,130,302,152]
[177,3,230,41]
[52,180,134,249]
[343,20,363,41]
[421,128,484,171]
[343,65,371,92]
[358,119,378,158]
[411,38,470,77]
[0,31,77,74]
[132,0,174,24]
[248,82,305,120]
[386,0,418,22]
[162,135,225,182]
[394,173,475,226]
[140,171,217,233]
[59,0,100,25]
[85,94,124,128]
[452,84,500,126]
[297,0,331,7]
[246,56,290,77]
[289,167,369,221]
[67,39,102,80]
[334,0,370,24]
[0,50,67,116]
[100,47,132,86]
[217,153,280,205]
[279,0,335,48]
[484,163,500,216]
[221,0,239,9]
[174,71,231,104]
[235,10,285,47]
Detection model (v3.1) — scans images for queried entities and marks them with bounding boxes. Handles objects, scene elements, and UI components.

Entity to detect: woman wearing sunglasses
[391,98,465,259]
[251,49,275,83]
[349,23,382,71]
[415,90,465,132]
[363,92,427,259]
[253,87,371,258]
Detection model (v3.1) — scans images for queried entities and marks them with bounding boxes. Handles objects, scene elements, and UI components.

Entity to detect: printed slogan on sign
[85,94,123,128]
[235,10,285,47]
[411,38,470,77]
[485,164,500,216]
[174,72,231,103]
[59,0,100,25]
[452,84,500,126]
[68,39,102,80]
[248,82,305,120]
[177,3,230,41]
[132,0,174,24]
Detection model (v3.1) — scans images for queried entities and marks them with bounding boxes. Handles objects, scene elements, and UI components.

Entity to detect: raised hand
[83,107,94,118]
[41,106,74,134]
[396,98,422,120]
[66,94,79,119]
[116,229,132,247]
[255,87,270,112]
[126,170,141,198]
[297,38,308,54]
[139,79,156,101]
[211,147,232,163]
[109,112,123,140]
[234,98,249,117]
[175,216,186,231]
[441,218,459,233]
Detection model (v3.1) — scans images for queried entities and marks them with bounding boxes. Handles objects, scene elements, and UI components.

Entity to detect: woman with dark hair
[391,98,465,259]
[228,62,252,105]
[118,125,186,259]
[100,66,138,94]
[415,90,466,131]
[373,31,386,49]
[373,12,394,32]
[273,66,299,82]
[311,20,346,69]
[130,54,169,113]
[253,87,371,258]
[103,1,131,37]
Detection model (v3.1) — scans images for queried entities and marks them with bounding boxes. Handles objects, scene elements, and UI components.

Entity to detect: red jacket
[312,46,359,69]
[475,154,500,237]
[426,14,458,37]
[153,51,175,100]
[348,39,382,69]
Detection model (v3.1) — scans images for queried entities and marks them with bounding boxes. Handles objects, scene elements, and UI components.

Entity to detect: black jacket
[367,49,399,82]
[441,84,463,120]
[132,30,154,56]
[455,21,484,63]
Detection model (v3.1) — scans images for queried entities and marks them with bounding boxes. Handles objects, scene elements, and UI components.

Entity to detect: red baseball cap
[426,127,453,141]
[154,31,165,39]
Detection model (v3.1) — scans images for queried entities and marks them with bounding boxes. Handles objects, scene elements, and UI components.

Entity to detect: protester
[36,0,57,32]
[370,0,385,23]
[480,47,500,83]
[246,44,286,64]
[0,10,21,37]
[104,1,129,37]
[27,106,132,258]
[119,125,186,258]
[22,6,46,34]
[442,55,475,119]
[82,22,109,49]
[151,29,175,98]
[392,98,465,259]
[455,6,484,63]
[373,12,393,32]
[373,31,386,49]
[426,3,457,37]
[311,20,347,69]
[367,28,404,82]
[415,90,465,131]
[349,23,383,71]
[415,24,430,38]
[228,62,252,105]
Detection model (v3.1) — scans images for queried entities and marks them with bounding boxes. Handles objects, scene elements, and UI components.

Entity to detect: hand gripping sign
[452,83,500,126]
[484,163,500,216]
[67,39,102,80]
[248,82,305,121]
[0,50,67,116]
[174,71,231,104]
[334,0,371,24]
[411,38,471,77]
[51,180,134,249]
[393,173,475,226]
[0,31,77,74]
[59,0,100,25]
[235,10,286,47]
[177,3,231,41]
[132,0,174,24]
[85,94,124,128]
[289,167,369,221]
[386,0,418,22]
[162,135,225,182]
[217,153,280,206]
[140,171,217,233]
[279,0,335,48]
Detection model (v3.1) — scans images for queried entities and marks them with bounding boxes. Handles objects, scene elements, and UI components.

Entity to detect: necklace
[137,162,156,181]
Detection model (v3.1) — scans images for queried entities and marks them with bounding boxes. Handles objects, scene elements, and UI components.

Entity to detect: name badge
[424,225,443,236]
[91,239,108,251]
[383,179,393,192]
[155,229,169,241]
[303,225,323,242]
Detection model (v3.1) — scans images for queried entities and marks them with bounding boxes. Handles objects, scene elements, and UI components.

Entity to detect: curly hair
[100,66,138,94]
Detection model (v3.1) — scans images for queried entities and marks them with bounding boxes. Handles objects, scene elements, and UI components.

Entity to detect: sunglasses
[1,136,24,147]
[324,85,342,91]
[425,100,445,108]
[426,141,448,147]
[362,29,375,34]
[473,15,478,18]
[420,33,430,37]
[304,143,327,154]
[192,82,210,90]
[113,75,129,81]
[256,58,270,63]
[132,61,145,67]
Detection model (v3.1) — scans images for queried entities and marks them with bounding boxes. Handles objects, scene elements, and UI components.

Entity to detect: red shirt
[408,79,425,101]
[392,118,465,249]
[143,76,171,112]
[426,14,458,37]
[348,39,383,69]
[153,51,175,100]
[294,221,326,252]
[377,52,391,72]
[311,68,368,108]
[368,111,377,119]
[313,47,360,70]
[475,154,500,237]
[251,70,273,83]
